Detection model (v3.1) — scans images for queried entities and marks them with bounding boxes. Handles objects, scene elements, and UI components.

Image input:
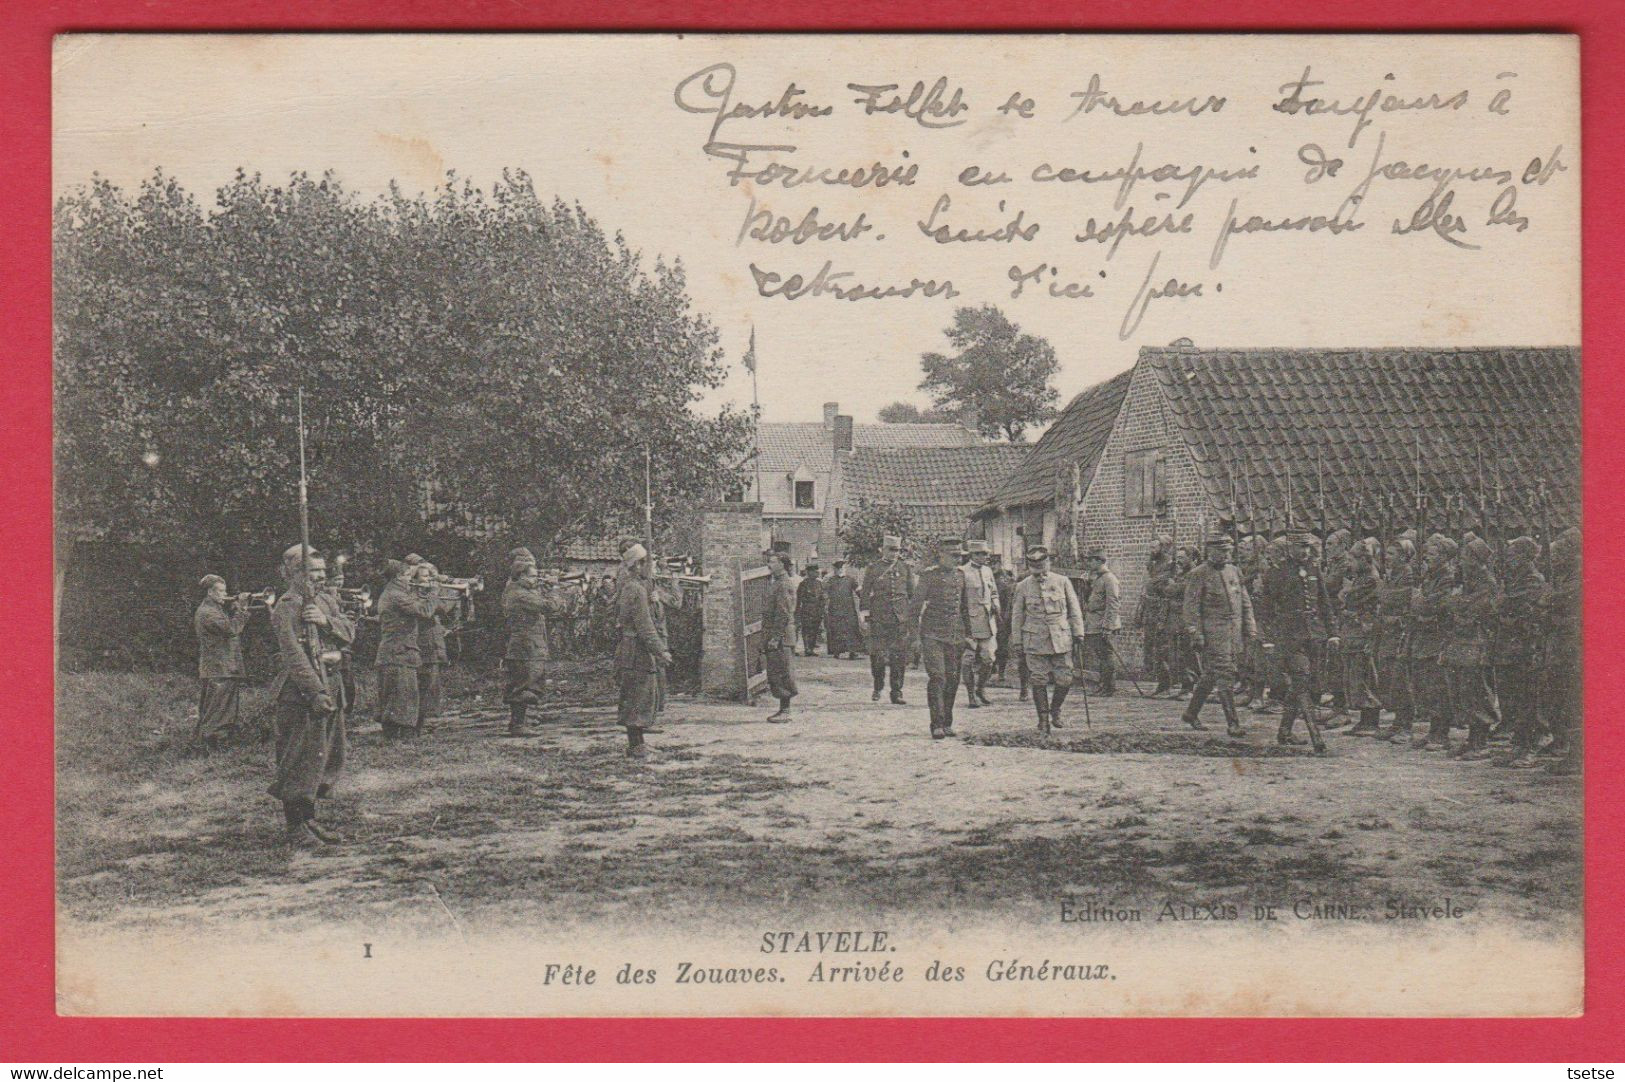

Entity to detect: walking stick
[1108,635,1149,697]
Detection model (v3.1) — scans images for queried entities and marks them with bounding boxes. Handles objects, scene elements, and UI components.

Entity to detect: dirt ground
[57,655,1582,940]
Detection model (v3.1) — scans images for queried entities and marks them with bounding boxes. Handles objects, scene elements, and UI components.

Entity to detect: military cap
[1463,537,1492,566]
[403,553,423,566]
[1204,533,1233,547]
[965,539,990,555]
[623,541,648,563]
[1551,526,1581,562]
[1025,545,1050,561]
[1286,528,1315,544]
[1397,528,1418,543]
[805,562,820,571]
[1506,536,1539,562]
[1426,533,1459,557]
[882,533,902,550]
[385,558,405,578]
[939,535,964,549]
[1086,544,1107,559]
[199,573,225,591]
[282,542,323,567]
[833,559,846,568]
[508,546,537,566]
[510,559,533,579]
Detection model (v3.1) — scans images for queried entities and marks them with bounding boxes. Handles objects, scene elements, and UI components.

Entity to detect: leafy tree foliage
[54,168,753,622]
[919,305,1060,442]
[876,401,964,425]
[837,498,918,566]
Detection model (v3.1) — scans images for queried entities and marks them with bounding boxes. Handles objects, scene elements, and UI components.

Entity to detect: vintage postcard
[52,33,1581,1017]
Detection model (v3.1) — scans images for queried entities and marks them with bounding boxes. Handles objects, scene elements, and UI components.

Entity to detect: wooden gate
[734,559,773,702]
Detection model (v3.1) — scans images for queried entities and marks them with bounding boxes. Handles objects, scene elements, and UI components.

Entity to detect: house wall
[1073,362,1211,667]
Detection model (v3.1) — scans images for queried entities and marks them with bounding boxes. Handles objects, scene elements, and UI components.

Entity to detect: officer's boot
[871,657,886,702]
[1033,686,1051,735]
[508,701,539,738]
[1349,706,1380,737]
[1049,684,1069,730]
[963,659,980,708]
[1302,695,1327,754]
[1183,677,1212,730]
[977,661,995,705]
[1277,698,1306,746]
[889,663,907,705]
[1218,685,1244,738]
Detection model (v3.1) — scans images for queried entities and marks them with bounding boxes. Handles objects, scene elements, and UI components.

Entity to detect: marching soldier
[860,534,915,704]
[1542,526,1582,776]
[1180,534,1256,738]
[194,574,250,751]
[912,536,973,739]
[1443,537,1502,760]
[1408,534,1458,752]
[374,556,440,741]
[1009,545,1087,735]
[1321,528,1353,715]
[615,543,672,757]
[796,563,826,656]
[1375,533,1418,743]
[765,555,798,722]
[268,544,353,852]
[961,540,999,707]
[1337,538,1384,737]
[501,560,570,738]
[1493,536,1549,768]
[1160,547,1197,701]
[823,560,864,660]
[1139,538,1174,697]
[1082,545,1122,696]
[1262,529,1337,754]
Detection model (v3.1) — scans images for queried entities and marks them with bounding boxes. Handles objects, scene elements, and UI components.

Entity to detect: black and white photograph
[51,33,1581,1016]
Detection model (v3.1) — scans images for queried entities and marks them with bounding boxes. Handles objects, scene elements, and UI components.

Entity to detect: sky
[53,34,1580,425]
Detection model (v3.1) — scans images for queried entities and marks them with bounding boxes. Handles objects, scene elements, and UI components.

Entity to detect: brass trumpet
[230,588,278,611]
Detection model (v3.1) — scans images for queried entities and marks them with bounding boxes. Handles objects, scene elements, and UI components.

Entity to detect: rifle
[295,390,329,697]
[1315,445,1327,578]
[1537,478,1555,581]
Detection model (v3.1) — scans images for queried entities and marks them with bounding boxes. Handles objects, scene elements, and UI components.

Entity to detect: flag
[743,326,757,374]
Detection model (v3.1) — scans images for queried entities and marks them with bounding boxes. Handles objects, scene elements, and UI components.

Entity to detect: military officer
[860,534,915,704]
[1180,534,1256,738]
[1160,547,1197,701]
[1082,545,1122,696]
[615,543,672,757]
[1009,545,1087,735]
[1408,534,1458,752]
[501,560,570,737]
[1337,538,1385,737]
[960,540,999,707]
[823,560,864,659]
[268,544,353,852]
[796,562,826,656]
[993,558,1016,684]
[765,555,799,722]
[1262,529,1338,754]
[912,536,973,739]
[374,556,440,741]
[194,574,250,751]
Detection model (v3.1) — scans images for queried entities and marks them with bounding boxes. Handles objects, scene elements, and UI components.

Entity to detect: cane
[1107,636,1149,697]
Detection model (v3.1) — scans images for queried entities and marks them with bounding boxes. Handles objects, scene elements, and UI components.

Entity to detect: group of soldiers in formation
[192,513,1581,851]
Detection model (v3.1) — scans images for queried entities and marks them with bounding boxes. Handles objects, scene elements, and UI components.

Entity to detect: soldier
[960,540,999,707]
[1443,537,1502,760]
[374,556,440,741]
[912,536,973,739]
[323,557,359,725]
[414,562,455,734]
[615,543,672,757]
[824,560,864,660]
[194,574,250,751]
[993,557,1016,684]
[1180,534,1256,738]
[1338,538,1385,737]
[1262,529,1338,754]
[1234,535,1266,707]
[796,562,826,656]
[1009,545,1087,735]
[268,543,353,852]
[1542,526,1582,775]
[1492,536,1549,768]
[501,560,569,738]
[1139,538,1174,697]
[1249,537,1287,715]
[1082,545,1122,696]
[1160,547,1197,701]
[860,534,915,705]
[1375,534,1418,743]
[765,555,798,722]
[1321,528,1353,714]
[1408,534,1459,752]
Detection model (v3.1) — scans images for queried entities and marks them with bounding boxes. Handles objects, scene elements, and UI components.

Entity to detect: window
[1124,449,1165,518]
[795,480,816,509]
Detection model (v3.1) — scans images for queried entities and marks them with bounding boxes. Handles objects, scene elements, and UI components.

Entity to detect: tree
[876,401,963,425]
[919,305,1060,442]
[837,498,918,566]
[54,168,752,662]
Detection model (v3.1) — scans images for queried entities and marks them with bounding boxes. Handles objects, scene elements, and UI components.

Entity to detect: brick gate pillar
[680,502,766,699]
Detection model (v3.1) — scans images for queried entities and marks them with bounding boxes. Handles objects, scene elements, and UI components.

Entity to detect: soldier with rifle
[1442,537,1502,760]
[1408,533,1459,752]
[1492,535,1550,768]
[1262,529,1337,754]
[1338,537,1385,737]
[1375,529,1419,744]
[1541,525,1582,776]
[1180,533,1256,738]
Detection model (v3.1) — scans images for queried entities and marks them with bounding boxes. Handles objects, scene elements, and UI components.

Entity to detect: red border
[3,0,1621,1062]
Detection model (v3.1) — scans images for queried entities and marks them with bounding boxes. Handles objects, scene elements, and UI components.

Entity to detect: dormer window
[790,464,817,509]
[795,480,815,509]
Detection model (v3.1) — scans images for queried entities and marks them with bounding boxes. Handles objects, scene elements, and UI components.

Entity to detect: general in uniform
[860,535,915,704]
[1009,545,1087,735]
[194,574,249,751]
[1261,529,1337,754]
[1180,535,1256,737]
[912,536,973,739]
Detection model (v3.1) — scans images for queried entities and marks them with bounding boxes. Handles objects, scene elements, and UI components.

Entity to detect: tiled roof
[846,445,1031,541]
[1146,345,1580,531]
[560,538,623,562]
[746,421,984,514]
[977,370,1134,514]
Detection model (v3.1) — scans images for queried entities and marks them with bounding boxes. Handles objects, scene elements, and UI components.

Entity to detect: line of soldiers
[1141,523,1582,770]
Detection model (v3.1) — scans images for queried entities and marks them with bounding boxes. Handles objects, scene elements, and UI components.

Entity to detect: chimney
[834,415,854,452]
[823,402,840,431]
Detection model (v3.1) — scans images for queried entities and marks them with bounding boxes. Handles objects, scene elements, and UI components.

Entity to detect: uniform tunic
[1410,561,1457,734]
[502,579,568,705]
[614,572,670,731]
[1181,563,1256,680]
[416,598,454,724]
[795,574,825,652]
[823,573,863,656]
[765,575,798,700]
[1261,558,1335,717]
[1493,562,1549,751]
[269,586,353,804]
[1009,571,1086,685]
[911,564,971,730]
[1441,567,1501,740]
[1375,557,1415,724]
[1338,564,1383,710]
[374,578,439,729]
[194,598,249,741]
[860,556,916,693]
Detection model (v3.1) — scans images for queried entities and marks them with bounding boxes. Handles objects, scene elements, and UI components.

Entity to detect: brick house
[739,402,984,562]
[844,445,1031,554]
[972,370,1133,569]
[1068,344,1580,665]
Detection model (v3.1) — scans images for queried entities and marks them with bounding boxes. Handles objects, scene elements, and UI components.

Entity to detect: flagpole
[749,325,763,504]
